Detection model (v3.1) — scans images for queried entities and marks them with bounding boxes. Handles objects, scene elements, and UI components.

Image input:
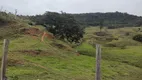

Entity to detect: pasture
[0,26,142,80]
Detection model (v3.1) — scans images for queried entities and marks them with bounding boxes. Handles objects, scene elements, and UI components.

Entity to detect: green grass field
[0,26,142,80]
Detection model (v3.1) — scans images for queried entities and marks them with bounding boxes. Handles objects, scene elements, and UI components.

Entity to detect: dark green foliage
[29,11,142,28]
[31,11,84,43]
[27,11,142,27]
[72,12,142,27]
[133,34,142,42]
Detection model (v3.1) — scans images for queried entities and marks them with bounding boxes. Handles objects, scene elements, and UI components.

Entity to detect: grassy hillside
[0,34,142,80]
[0,12,142,80]
[0,26,141,80]
[76,27,142,80]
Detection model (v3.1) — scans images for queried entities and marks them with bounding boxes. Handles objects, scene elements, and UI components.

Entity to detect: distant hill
[71,12,142,27]
[29,11,142,27]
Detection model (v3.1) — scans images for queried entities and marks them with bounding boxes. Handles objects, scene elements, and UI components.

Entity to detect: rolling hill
[0,11,142,80]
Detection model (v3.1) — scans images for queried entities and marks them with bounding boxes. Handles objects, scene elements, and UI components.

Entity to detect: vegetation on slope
[0,34,142,80]
[0,11,31,40]
[29,11,85,43]
[0,11,142,80]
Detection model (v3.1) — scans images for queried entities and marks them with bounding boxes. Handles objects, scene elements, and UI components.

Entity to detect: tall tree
[33,11,84,43]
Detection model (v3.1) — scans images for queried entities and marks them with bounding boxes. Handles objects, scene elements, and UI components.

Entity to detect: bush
[75,43,96,56]
[105,39,142,49]
[105,41,127,49]
[104,39,141,49]
[10,75,19,80]
[133,34,142,42]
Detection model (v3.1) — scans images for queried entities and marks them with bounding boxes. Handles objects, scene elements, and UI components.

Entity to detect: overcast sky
[0,0,142,16]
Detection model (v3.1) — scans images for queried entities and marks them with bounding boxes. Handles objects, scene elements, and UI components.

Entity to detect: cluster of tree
[133,34,142,42]
[71,11,142,27]
[29,11,84,43]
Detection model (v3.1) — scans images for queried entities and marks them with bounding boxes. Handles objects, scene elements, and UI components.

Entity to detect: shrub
[10,75,19,80]
[105,41,127,49]
[133,34,142,42]
[75,43,96,56]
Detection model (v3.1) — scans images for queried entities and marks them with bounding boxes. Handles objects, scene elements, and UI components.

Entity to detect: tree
[133,34,142,42]
[40,11,84,43]
[99,19,104,32]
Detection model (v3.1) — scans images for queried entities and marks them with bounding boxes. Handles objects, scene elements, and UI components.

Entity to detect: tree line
[29,11,142,27]
[71,11,142,27]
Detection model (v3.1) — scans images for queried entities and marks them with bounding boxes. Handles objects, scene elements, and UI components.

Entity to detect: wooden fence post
[1,39,9,80]
[95,44,101,80]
